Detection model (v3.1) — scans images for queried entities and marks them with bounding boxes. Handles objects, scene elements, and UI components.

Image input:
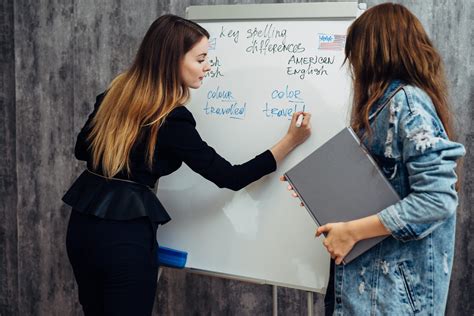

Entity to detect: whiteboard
[157,2,357,293]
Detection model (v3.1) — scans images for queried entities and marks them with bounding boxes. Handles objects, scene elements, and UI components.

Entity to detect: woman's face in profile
[180,36,211,89]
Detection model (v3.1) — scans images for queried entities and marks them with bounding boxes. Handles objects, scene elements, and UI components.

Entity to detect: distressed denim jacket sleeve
[377,88,466,242]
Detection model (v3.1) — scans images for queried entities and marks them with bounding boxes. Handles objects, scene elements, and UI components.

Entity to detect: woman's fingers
[284,181,299,198]
[291,111,303,124]
[287,112,312,146]
[281,174,303,206]
[316,224,329,237]
[317,222,355,265]
[301,113,312,127]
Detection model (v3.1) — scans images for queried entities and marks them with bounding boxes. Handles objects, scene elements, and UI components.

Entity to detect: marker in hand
[295,114,304,128]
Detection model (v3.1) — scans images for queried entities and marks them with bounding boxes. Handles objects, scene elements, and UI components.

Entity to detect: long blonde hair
[88,15,209,177]
[344,3,454,140]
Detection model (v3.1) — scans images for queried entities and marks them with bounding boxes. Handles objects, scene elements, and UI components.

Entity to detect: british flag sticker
[208,38,217,50]
[318,34,346,51]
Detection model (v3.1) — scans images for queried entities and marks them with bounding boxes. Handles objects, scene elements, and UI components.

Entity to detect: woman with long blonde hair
[287,3,465,315]
[63,15,311,315]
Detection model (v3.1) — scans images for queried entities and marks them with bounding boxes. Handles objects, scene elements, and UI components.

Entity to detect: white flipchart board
[157,2,359,293]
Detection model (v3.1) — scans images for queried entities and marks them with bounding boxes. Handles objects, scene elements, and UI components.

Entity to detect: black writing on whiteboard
[286,64,329,80]
[205,56,224,78]
[246,39,305,55]
[287,55,335,65]
[286,54,334,79]
[244,24,304,55]
[219,26,239,43]
[246,24,288,44]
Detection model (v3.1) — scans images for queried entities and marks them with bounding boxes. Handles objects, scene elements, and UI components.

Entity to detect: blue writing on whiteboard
[207,86,234,100]
[204,101,246,120]
[271,85,302,100]
[262,102,306,119]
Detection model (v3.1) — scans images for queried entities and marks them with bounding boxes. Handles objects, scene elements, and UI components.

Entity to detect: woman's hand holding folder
[280,177,391,265]
[280,176,304,207]
[316,222,358,264]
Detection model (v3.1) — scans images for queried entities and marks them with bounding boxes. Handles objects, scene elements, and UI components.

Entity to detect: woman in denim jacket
[311,3,466,315]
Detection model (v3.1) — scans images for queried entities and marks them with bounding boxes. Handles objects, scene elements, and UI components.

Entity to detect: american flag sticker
[318,34,346,51]
[208,38,217,50]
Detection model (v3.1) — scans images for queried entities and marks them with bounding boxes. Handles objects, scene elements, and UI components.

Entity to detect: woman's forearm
[348,215,391,242]
[270,135,297,165]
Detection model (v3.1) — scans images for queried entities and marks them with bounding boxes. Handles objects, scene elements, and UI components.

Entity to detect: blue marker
[157,246,188,269]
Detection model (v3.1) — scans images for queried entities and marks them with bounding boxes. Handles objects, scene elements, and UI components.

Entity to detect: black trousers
[66,210,159,316]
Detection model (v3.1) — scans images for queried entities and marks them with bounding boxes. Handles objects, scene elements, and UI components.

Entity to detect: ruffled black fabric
[62,170,171,224]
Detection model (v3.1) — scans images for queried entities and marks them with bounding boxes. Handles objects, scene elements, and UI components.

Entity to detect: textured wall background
[0,0,472,315]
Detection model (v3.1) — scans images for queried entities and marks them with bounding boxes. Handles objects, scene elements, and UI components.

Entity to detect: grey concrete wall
[0,0,18,315]
[0,0,472,315]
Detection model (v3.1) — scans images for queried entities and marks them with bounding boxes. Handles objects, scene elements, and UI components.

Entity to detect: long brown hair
[344,3,454,140]
[88,15,209,177]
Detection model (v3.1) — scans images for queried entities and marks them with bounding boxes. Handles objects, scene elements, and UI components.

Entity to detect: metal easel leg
[273,285,278,316]
[307,291,313,316]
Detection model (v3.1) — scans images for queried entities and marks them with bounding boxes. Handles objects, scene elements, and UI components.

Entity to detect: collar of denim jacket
[368,80,406,121]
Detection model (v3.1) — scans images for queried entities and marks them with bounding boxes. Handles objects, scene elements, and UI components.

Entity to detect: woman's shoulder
[93,92,107,109]
[391,85,438,119]
[157,106,200,146]
[387,84,445,134]
[390,85,451,143]
[166,106,196,125]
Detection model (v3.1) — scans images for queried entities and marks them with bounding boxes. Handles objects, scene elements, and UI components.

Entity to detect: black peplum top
[62,93,277,224]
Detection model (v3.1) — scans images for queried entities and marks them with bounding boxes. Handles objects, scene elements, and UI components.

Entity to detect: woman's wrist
[270,134,296,164]
[283,133,298,150]
[346,221,363,243]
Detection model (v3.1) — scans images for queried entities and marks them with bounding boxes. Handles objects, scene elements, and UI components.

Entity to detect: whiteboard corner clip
[358,3,367,11]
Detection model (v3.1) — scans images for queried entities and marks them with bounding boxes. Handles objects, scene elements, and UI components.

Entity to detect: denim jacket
[333,81,466,315]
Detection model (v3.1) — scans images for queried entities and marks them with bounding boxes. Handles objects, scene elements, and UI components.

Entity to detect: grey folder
[284,127,400,264]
